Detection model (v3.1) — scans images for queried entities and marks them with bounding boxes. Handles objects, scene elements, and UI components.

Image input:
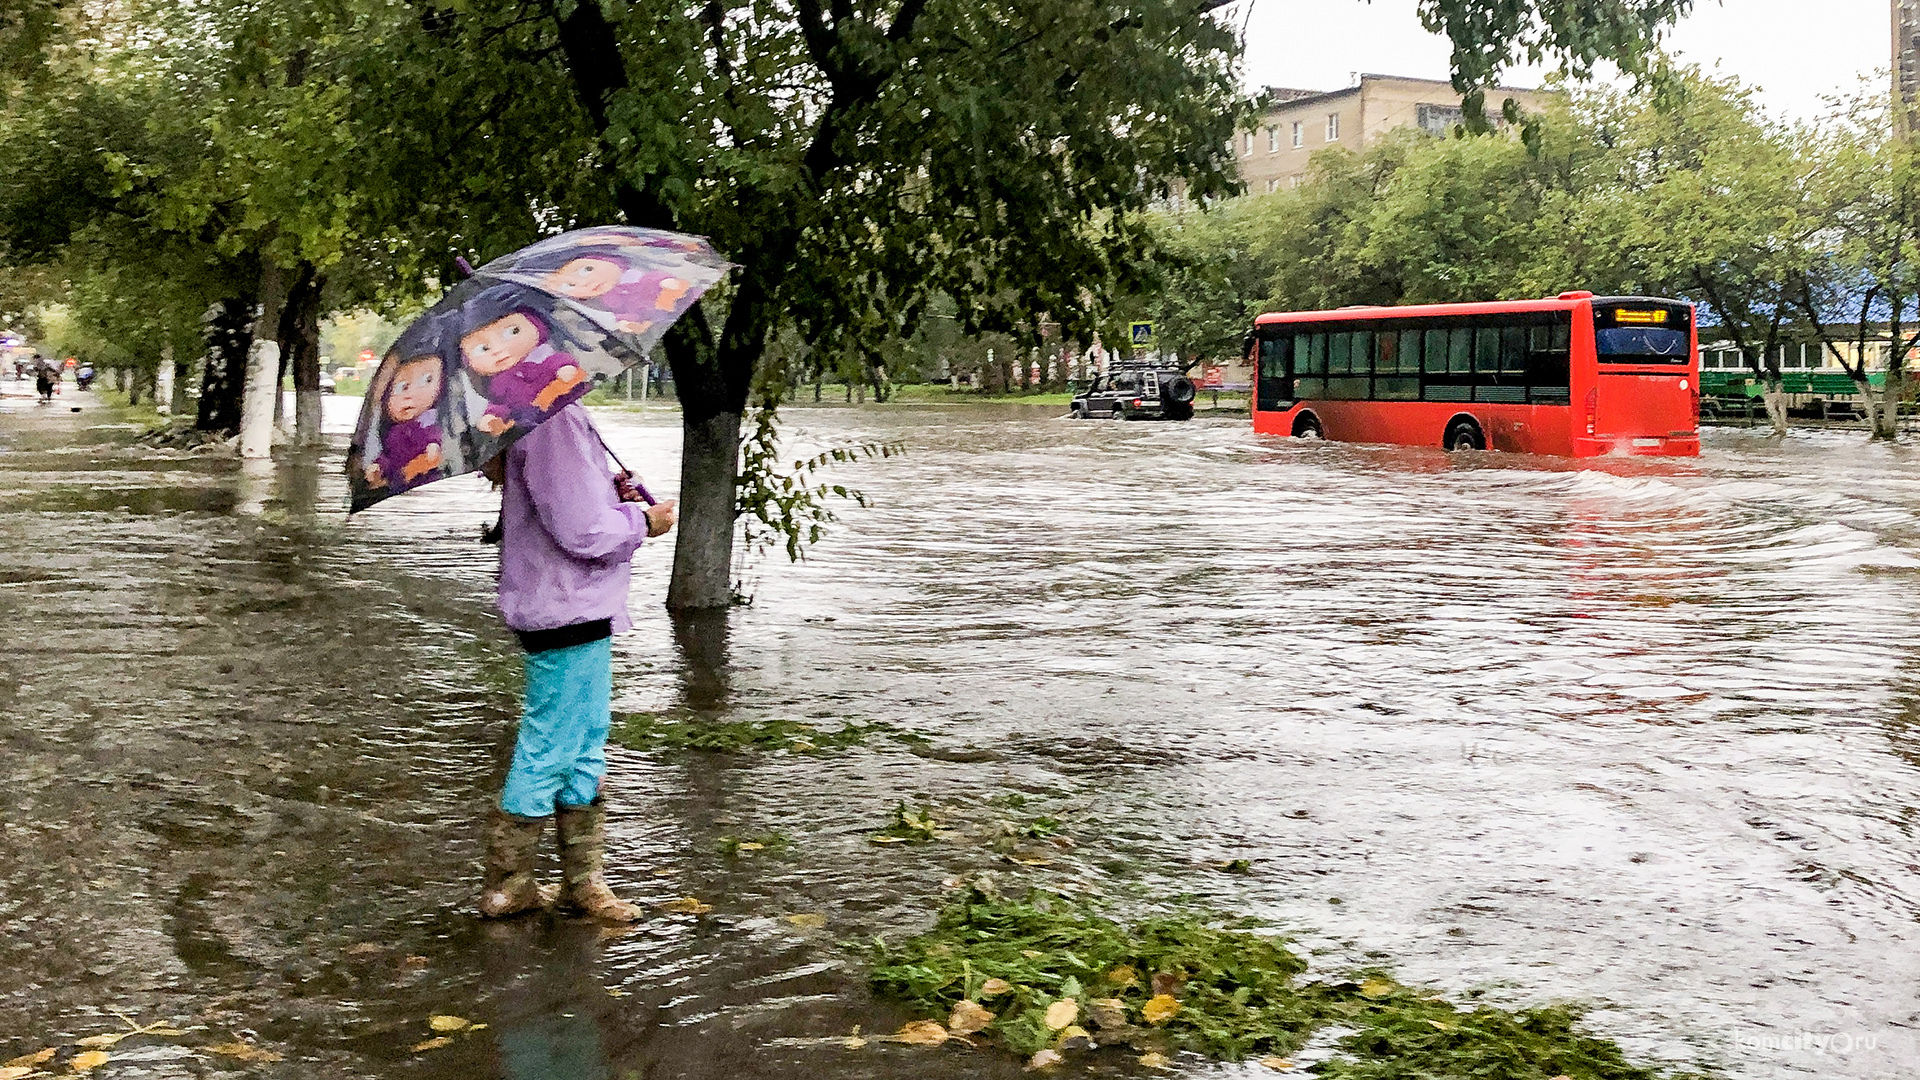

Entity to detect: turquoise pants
[499,637,612,818]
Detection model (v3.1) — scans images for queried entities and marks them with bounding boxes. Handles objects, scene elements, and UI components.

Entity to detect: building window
[1416,103,1463,137]
[1326,113,1340,141]
[1291,121,1303,148]
[1289,175,1301,189]
[1243,131,1254,156]
[1267,127,1278,153]
[1266,178,1279,193]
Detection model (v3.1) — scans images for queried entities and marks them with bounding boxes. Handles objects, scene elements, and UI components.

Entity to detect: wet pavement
[1,381,1917,1079]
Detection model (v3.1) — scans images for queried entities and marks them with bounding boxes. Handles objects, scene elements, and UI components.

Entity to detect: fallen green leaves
[611,714,921,755]
[870,803,940,844]
[869,887,1700,1079]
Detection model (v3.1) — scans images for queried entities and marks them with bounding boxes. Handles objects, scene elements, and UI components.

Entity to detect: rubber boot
[555,799,642,921]
[478,809,551,918]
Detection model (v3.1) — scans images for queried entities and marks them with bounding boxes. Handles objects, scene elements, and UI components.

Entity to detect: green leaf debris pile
[610,713,919,755]
[870,887,1703,1079]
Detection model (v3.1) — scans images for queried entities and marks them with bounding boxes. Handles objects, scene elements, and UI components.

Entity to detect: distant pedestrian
[33,366,53,404]
[75,364,94,391]
[478,403,676,922]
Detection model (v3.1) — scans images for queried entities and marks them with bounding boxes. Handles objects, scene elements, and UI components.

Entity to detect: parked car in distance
[319,371,336,393]
[1069,364,1197,420]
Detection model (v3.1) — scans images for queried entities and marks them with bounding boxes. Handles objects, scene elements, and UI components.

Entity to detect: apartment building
[1232,74,1551,193]
[1898,0,1920,134]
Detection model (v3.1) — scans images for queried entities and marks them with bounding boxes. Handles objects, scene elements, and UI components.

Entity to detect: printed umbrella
[346,226,730,512]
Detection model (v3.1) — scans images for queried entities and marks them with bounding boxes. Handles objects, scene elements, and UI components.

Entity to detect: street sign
[1202,366,1224,388]
[1129,321,1155,347]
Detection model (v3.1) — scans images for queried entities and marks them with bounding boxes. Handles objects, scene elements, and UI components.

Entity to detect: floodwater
[1,381,1917,1080]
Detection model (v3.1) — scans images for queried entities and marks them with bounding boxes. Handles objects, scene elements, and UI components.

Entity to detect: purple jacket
[497,405,651,634]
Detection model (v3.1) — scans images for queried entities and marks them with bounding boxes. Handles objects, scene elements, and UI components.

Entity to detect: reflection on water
[0,392,1917,1079]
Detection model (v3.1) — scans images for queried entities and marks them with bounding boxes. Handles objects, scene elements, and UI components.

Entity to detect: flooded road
[2,385,1916,1079]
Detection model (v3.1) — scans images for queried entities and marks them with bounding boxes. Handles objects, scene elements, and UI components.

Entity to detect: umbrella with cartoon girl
[347,226,730,513]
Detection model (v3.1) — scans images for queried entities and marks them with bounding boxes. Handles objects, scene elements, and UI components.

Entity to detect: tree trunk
[197,297,254,435]
[1877,372,1903,440]
[667,409,742,610]
[171,355,191,416]
[279,262,326,447]
[240,263,287,459]
[1761,384,1788,438]
[156,344,174,414]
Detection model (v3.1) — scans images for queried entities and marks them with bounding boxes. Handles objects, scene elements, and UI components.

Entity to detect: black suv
[1068,365,1196,421]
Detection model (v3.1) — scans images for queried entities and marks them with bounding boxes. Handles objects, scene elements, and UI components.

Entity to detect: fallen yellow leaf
[659,896,712,916]
[1258,1057,1296,1071]
[1107,965,1139,987]
[843,1035,867,1049]
[1138,1051,1172,1068]
[74,1035,123,1049]
[1020,949,1044,959]
[205,1042,283,1063]
[0,1066,36,1080]
[978,977,1015,997]
[467,1024,488,1032]
[735,841,765,851]
[428,1015,469,1033]
[606,988,630,998]
[1085,998,1128,1031]
[1042,998,1078,1030]
[870,835,910,844]
[1141,994,1181,1026]
[786,913,828,929]
[3,1051,55,1071]
[142,1028,186,1037]
[69,1051,109,1073]
[1056,1024,1093,1050]
[410,1036,454,1053]
[1026,1049,1064,1070]
[948,1000,995,1035]
[343,941,383,958]
[1359,978,1395,999]
[889,1020,950,1047]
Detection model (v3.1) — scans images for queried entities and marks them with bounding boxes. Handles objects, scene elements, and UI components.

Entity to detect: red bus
[1249,292,1698,457]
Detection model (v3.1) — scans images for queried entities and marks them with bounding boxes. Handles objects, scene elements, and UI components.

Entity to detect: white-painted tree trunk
[239,340,281,458]
[155,344,175,414]
[295,388,322,446]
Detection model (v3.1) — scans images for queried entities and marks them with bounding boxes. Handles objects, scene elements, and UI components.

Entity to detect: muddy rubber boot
[478,810,552,918]
[555,799,642,921]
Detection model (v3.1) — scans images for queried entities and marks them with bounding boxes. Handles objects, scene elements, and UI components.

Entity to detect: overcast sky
[1237,0,1888,121]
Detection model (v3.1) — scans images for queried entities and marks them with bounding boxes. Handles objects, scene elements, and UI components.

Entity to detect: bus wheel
[1292,413,1323,439]
[1444,417,1484,451]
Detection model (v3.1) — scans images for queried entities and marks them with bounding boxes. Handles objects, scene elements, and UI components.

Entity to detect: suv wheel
[1110,405,1128,421]
[1069,402,1085,419]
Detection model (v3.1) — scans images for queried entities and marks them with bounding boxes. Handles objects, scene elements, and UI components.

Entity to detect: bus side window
[1397,329,1422,374]
[1473,326,1501,377]
[1527,319,1572,404]
[1256,337,1291,411]
[1374,332,1396,376]
[1424,329,1448,374]
[1307,333,1327,375]
[1448,328,1473,375]
[1329,332,1352,375]
[1500,326,1528,376]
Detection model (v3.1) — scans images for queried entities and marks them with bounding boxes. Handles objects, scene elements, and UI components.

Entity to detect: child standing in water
[479,403,676,921]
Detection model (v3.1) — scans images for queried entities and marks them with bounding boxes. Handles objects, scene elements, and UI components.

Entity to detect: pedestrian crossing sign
[1129,321,1155,347]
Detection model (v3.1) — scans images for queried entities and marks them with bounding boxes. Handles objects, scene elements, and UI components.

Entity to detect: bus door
[1588,301,1697,449]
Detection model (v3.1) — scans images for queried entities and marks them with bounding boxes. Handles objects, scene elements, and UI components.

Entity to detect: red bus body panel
[1250,298,1698,458]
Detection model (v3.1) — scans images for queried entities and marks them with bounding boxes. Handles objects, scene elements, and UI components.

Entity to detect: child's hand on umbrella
[643,499,677,537]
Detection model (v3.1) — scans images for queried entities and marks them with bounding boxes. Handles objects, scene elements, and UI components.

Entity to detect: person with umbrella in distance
[346,226,729,921]
[480,402,677,921]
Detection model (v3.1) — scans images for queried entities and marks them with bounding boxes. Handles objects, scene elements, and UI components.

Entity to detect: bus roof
[1252,295,1690,326]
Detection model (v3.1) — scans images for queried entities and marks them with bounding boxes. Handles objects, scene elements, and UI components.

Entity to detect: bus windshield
[1596,327,1689,364]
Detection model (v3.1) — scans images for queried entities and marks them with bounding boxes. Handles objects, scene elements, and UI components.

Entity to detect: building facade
[1231,74,1551,193]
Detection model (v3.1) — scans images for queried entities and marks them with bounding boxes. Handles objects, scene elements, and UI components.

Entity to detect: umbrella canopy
[346,226,729,513]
